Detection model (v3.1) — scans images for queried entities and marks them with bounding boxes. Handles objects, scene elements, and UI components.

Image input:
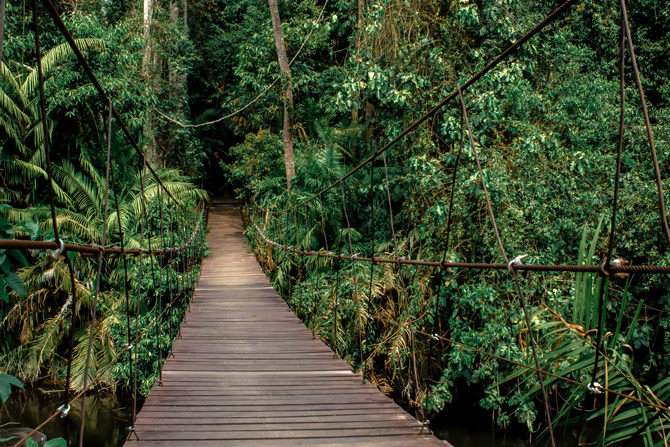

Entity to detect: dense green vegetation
[0,0,207,402]
[2,0,670,445]
[219,0,670,444]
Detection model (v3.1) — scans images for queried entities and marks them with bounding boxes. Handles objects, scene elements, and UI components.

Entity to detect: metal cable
[340,181,364,372]
[77,92,114,446]
[458,87,556,446]
[418,330,670,414]
[256,0,579,216]
[30,6,81,414]
[153,0,329,129]
[576,24,630,446]
[382,151,425,422]
[0,0,6,63]
[39,0,186,212]
[109,156,135,435]
[620,0,670,247]
[250,223,670,274]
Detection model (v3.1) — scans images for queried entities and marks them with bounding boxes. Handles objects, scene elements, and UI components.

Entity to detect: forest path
[123,202,447,446]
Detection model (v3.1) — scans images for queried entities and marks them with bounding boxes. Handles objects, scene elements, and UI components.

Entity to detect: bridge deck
[124,203,446,446]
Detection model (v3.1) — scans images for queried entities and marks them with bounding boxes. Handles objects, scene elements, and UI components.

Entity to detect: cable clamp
[431,334,440,341]
[587,381,603,394]
[57,404,71,417]
[90,243,105,255]
[608,257,630,279]
[125,343,134,350]
[47,238,65,261]
[508,254,528,272]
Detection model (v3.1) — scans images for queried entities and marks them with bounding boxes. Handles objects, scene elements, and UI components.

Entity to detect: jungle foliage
[0,0,208,398]
[217,0,670,445]
[2,0,670,445]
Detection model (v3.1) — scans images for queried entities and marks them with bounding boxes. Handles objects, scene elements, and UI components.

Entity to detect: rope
[9,214,204,447]
[364,164,375,380]
[332,227,341,357]
[153,0,329,129]
[157,186,168,384]
[578,21,630,444]
[39,0,186,212]
[167,204,175,357]
[14,0,669,443]
[318,194,330,252]
[255,0,579,216]
[0,239,197,256]
[431,107,464,337]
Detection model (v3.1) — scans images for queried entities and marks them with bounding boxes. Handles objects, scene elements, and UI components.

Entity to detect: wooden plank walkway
[125,203,447,447]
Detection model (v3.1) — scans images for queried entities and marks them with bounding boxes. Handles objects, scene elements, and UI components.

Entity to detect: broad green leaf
[0,373,24,403]
[4,271,26,297]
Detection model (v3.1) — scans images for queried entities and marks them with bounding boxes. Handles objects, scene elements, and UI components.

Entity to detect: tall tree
[268,0,295,188]
[351,0,364,123]
[143,0,159,163]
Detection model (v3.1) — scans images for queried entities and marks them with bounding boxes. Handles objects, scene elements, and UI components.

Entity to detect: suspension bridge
[122,202,446,446]
[4,0,670,446]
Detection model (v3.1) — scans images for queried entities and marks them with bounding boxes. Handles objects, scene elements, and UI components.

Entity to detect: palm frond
[22,39,106,96]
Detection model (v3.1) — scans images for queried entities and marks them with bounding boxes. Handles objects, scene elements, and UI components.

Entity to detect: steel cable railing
[244,0,670,443]
[4,1,208,446]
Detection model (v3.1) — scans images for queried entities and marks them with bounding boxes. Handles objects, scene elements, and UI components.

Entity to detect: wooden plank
[131,428,424,440]
[136,408,407,418]
[137,404,401,412]
[123,204,446,447]
[134,414,417,424]
[142,388,385,396]
[126,435,446,447]
[132,423,423,434]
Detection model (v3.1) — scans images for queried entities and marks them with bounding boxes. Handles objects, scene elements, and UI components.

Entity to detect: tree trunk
[143,0,159,164]
[352,0,364,122]
[0,0,6,64]
[268,0,295,188]
[143,0,152,75]
[182,0,187,27]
